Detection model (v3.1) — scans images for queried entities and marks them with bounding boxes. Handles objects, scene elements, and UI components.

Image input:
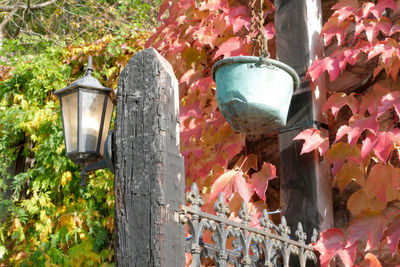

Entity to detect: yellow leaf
[61,171,72,186]
[336,160,364,192]
[347,189,386,216]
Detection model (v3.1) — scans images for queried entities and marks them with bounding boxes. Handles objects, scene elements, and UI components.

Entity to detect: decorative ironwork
[179,183,319,267]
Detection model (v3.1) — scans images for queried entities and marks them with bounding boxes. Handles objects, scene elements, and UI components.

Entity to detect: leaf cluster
[0,27,146,265]
[296,0,400,265]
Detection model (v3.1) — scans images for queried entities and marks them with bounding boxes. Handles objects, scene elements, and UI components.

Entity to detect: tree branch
[0,0,56,11]
[0,7,18,48]
[0,7,18,30]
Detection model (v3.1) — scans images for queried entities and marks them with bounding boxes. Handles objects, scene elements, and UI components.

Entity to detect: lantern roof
[54,56,116,103]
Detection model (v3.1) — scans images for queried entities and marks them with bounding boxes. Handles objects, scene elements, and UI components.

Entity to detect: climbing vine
[147,0,276,226]
[294,0,400,265]
[3,0,400,265]
[0,31,147,265]
[150,0,400,266]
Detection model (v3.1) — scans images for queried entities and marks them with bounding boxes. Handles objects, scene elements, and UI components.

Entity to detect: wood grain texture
[275,0,333,242]
[114,48,185,267]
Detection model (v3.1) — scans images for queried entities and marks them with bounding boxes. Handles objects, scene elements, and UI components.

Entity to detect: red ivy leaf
[313,228,357,267]
[378,91,400,118]
[322,16,351,46]
[293,128,329,156]
[361,131,393,162]
[225,6,251,34]
[213,37,249,59]
[323,92,358,119]
[193,25,219,47]
[308,49,361,82]
[346,213,387,251]
[355,17,392,42]
[386,215,400,255]
[335,114,379,146]
[250,163,277,202]
[199,0,229,12]
[332,0,359,10]
[359,83,389,115]
[209,169,253,203]
[361,0,396,19]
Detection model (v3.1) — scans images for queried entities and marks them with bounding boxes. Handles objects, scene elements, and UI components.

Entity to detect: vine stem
[386,208,400,220]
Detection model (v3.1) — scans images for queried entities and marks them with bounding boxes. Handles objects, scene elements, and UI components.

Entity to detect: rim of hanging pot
[211,56,300,91]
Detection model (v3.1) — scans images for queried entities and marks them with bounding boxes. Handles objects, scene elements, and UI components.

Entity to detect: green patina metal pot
[212,56,300,134]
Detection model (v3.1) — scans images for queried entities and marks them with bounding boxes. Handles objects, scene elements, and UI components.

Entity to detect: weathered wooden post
[114,48,185,266]
[275,0,334,241]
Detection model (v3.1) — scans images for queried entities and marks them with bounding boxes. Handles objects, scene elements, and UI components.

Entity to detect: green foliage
[0,25,145,265]
[1,0,160,42]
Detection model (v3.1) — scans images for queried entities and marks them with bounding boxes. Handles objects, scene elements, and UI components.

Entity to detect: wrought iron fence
[178,183,319,267]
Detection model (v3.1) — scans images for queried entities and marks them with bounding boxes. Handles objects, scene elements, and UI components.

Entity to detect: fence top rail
[179,183,318,251]
[179,205,315,251]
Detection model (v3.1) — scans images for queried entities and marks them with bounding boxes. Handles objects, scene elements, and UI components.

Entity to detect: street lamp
[55,56,116,186]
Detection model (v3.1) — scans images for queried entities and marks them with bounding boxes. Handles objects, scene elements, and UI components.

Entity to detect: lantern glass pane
[80,90,105,153]
[61,92,78,153]
[100,97,114,155]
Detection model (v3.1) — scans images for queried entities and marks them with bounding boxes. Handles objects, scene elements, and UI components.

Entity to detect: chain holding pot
[212,0,300,134]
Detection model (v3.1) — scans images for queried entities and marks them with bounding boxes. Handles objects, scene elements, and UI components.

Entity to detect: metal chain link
[250,0,269,58]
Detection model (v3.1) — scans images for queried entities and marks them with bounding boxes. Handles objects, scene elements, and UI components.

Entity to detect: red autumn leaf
[355,17,392,42]
[335,114,379,146]
[250,163,277,202]
[308,48,361,82]
[386,215,400,255]
[293,128,329,156]
[177,0,194,9]
[313,228,357,267]
[361,0,396,19]
[307,59,327,82]
[209,169,253,203]
[158,0,171,20]
[323,92,358,119]
[234,154,258,173]
[180,69,203,89]
[322,16,351,46]
[213,37,249,59]
[199,0,229,12]
[390,21,400,35]
[378,91,400,118]
[334,5,357,23]
[346,213,387,251]
[390,56,400,82]
[193,24,219,47]
[361,132,393,162]
[332,0,359,10]
[359,83,389,115]
[190,76,214,94]
[225,6,251,34]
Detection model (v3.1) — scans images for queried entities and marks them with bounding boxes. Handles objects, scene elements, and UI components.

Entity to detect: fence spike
[296,222,307,243]
[214,192,230,217]
[187,182,204,209]
[311,228,319,243]
[238,201,251,224]
[259,209,273,233]
[279,216,291,237]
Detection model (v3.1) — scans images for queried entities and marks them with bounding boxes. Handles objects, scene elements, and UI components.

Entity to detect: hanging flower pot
[212,56,299,134]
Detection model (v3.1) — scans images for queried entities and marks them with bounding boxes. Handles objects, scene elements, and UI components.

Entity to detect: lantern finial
[86,55,93,76]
